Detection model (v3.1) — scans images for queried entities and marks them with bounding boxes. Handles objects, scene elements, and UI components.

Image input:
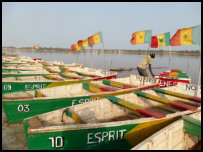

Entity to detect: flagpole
[197,45,201,86]
[147,43,150,55]
[91,46,94,70]
[143,44,151,85]
[103,41,106,75]
[186,50,189,74]
[76,50,79,65]
[169,45,172,71]
[83,49,86,67]
[195,44,201,97]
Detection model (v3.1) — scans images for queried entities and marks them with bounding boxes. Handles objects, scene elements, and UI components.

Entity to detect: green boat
[23,83,201,150]
[2,75,160,124]
[2,68,34,73]
[2,63,118,95]
[2,72,117,95]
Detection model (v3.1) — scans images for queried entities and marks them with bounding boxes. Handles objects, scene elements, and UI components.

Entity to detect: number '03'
[49,137,64,148]
[17,105,30,112]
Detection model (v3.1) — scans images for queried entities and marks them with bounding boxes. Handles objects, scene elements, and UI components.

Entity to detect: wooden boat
[2,63,84,74]
[2,56,36,64]
[22,83,201,150]
[2,72,117,95]
[109,67,191,88]
[132,110,201,150]
[155,69,191,87]
[2,68,35,73]
[2,75,160,124]
[2,56,117,88]
[2,61,118,95]
[2,61,115,76]
[2,53,18,57]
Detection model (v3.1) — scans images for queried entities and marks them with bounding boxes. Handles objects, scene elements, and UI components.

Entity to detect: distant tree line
[2,46,200,53]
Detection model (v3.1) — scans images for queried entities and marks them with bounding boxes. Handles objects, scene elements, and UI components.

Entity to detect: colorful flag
[78,40,83,47]
[130,30,152,45]
[71,43,82,51]
[78,39,93,47]
[34,45,38,49]
[170,25,201,46]
[151,32,170,48]
[75,43,82,51]
[71,44,76,51]
[88,32,103,45]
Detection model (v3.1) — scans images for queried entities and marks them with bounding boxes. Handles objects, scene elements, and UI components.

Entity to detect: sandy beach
[2,108,27,150]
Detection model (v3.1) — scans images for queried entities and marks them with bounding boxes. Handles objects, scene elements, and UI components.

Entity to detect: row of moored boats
[2,53,201,150]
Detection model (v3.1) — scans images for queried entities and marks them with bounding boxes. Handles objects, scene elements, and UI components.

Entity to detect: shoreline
[2,47,200,56]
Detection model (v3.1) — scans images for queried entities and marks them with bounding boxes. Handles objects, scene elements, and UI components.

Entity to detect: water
[2,50,201,85]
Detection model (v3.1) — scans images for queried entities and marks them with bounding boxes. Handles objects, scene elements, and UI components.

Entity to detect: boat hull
[3,95,100,124]
[23,115,181,150]
[2,74,117,95]
[157,78,190,88]
[131,110,201,150]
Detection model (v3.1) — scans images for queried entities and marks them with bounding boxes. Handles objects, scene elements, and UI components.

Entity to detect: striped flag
[78,39,93,47]
[130,30,152,45]
[151,32,170,48]
[71,43,82,51]
[88,32,103,45]
[170,25,201,46]
[71,44,76,51]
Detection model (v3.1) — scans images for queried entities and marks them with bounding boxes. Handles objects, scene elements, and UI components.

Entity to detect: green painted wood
[24,121,136,150]
[2,82,52,95]
[2,79,93,95]
[23,115,179,150]
[82,82,90,91]
[3,83,155,124]
[2,73,46,78]
[2,62,26,65]
[65,108,85,124]
[2,68,33,72]
[3,95,99,124]
[182,115,201,138]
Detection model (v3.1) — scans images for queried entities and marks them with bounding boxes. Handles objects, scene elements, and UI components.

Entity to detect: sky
[2,2,201,51]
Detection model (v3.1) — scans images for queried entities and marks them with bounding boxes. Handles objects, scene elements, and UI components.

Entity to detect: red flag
[151,36,158,48]
[132,32,136,38]
[169,29,181,46]
[71,44,76,51]
[88,36,95,45]
[130,37,136,45]
[78,40,83,46]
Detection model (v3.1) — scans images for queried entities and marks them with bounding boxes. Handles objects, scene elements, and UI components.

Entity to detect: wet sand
[2,108,27,150]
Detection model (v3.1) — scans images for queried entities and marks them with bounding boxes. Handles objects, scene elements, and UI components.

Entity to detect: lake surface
[2,50,201,85]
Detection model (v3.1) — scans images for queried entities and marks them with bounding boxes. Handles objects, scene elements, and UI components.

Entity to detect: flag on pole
[130,30,152,45]
[75,43,82,51]
[34,45,38,49]
[78,39,93,47]
[71,44,76,51]
[170,25,201,46]
[151,32,170,48]
[88,32,103,45]
[71,43,82,51]
[78,40,83,47]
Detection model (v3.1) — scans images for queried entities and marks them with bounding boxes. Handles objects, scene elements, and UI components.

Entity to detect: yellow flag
[180,28,192,45]
[136,31,145,44]
[75,43,82,51]
[93,33,101,44]
[83,39,89,47]
[157,34,166,48]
